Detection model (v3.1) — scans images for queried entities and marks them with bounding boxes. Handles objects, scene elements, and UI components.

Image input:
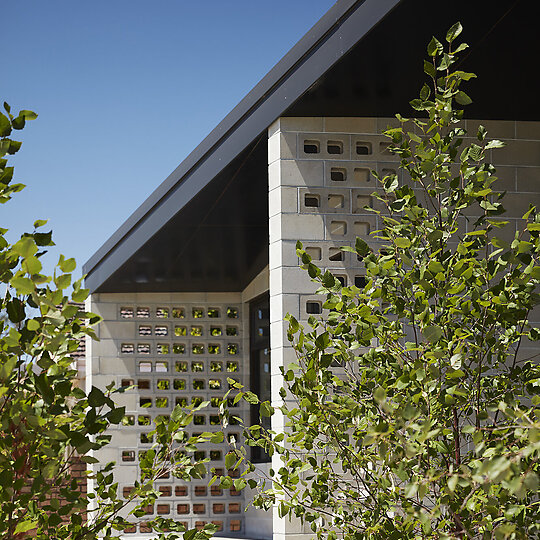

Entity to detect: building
[83,1,540,538]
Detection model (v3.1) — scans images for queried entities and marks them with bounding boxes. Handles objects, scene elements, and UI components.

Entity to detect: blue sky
[3,1,335,278]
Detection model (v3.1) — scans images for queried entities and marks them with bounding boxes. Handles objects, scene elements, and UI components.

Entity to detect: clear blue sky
[3,1,335,278]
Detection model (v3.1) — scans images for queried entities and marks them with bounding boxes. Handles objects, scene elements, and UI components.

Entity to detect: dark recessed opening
[336,276,346,286]
[304,140,320,154]
[327,140,343,154]
[355,276,367,288]
[328,248,343,262]
[330,167,346,181]
[304,194,320,207]
[356,142,372,155]
[306,301,322,314]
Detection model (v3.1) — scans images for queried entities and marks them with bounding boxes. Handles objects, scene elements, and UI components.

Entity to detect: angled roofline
[83,0,403,291]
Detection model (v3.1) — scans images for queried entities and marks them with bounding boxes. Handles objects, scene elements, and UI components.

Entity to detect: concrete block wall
[267,116,540,540]
[87,292,250,537]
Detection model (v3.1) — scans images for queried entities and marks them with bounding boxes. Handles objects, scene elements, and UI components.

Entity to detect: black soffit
[84,0,540,293]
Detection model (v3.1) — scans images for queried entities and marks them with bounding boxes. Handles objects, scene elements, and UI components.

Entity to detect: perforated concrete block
[90,302,118,321]
[496,140,540,167]
[100,357,136,376]
[100,321,137,340]
[277,117,325,133]
[466,119,516,139]
[278,266,317,295]
[516,166,540,192]
[269,132,297,163]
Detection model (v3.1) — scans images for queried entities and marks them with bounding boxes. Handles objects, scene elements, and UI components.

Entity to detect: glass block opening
[329,248,343,262]
[155,325,168,336]
[355,276,367,288]
[157,344,169,354]
[174,326,187,336]
[138,379,150,390]
[195,486,207,496]
[192,361,204,372]
[303,139,320,154]
[328,194,345,209]
[192,344,204,355]
[327,140,343,154]
[227,307,239,319]
[192,308,204,319]
[176,397,188,407]
[210,415,220,425]
[140,397,152,408]
[208,344,220,354]
[230,520,242,532]
[195,521,207,530]
[138,415,151,426]
[123,486,134,497]
[230,488,241,497]
[174,379,186,390]
[159,486,172,497]
[138,325,152,336]
[157,504,170,515]
[175,486,188,497]
[122,451,135,462]
[207,308,220,318]
[356,141,372,155]
[123,525,136,533]
[193,379,205,390]
[330,167,346,182]
[173,343,185,354]
[306,301,322,314]
[155,397,168,408]
[335,276,346,286]
[211,486,223,496]
[194,415,206,425]
[330,221,347,235]
[137,307,150,318]
[172,307,185,318]
[156,307,169,318]
[210,327,222,336]
[229,503,241,513]
[212,521,224,532]
[155,361,168,372]
[209,379,221,390]
[137,343,150,354]
[139,361,152,372]
[354,221,370,236]
[210,398,221,407]
[304,193,320,208]
[157,379,170,390]
[140,433,153,444]
[227,344,239,355]
[120,307,134,318]
[226,361,239,372]
[191,326,203,337]
[226,326,238,336]
[121,343,134,354]
[175,361,188,372]
[213,503,225,514]
[140,523,152,533]
[121,378,134,387]
[210,361,223,372]
[177,504,189,514]
[122,415,135,426]
[305,246,322,260]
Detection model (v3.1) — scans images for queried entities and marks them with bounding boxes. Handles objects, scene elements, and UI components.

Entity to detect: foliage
[0,103,216,539]
[223,23,540,539]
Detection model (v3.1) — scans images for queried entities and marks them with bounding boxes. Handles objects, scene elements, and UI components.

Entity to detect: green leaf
[446,22,463,42]
[395,237,411,249]
[88,386,107,407]
[14,520,39,534]
[11,276,35,295]
[455,91,472,105]
[427,37,443,56]
[423,325,443,343]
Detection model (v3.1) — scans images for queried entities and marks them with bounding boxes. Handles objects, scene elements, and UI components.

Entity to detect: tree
[224,24,540,539]
[0,104,217,539]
